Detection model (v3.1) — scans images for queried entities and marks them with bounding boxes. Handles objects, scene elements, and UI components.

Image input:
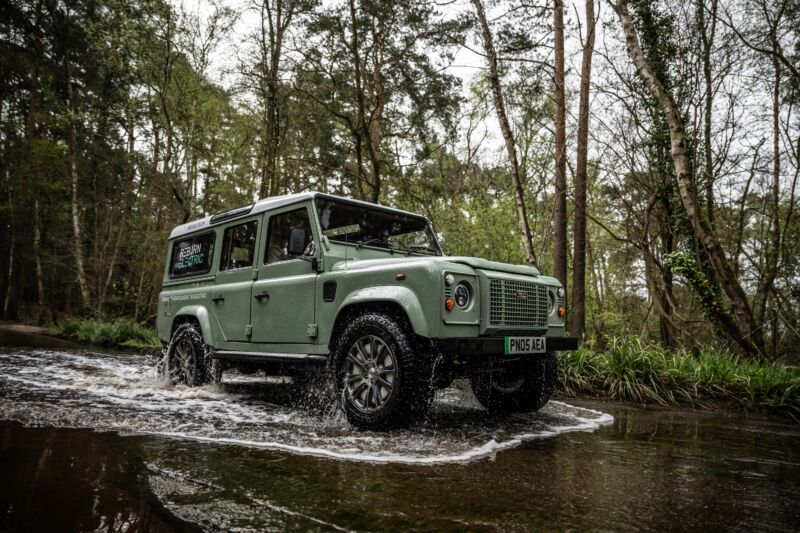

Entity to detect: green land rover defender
[157,193,577,429]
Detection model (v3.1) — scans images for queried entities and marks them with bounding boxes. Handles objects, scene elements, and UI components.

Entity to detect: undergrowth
[53,318,160,351]
[558,337,800,417]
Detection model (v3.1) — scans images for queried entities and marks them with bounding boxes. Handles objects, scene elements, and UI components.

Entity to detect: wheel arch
[329,286,431,351]
[170,305,214,346]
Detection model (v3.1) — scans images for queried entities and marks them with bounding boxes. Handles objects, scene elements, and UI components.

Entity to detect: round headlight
[444,273,456,286]
[557,287,565,299]
[548,291,556,314]
[454,282,471,309]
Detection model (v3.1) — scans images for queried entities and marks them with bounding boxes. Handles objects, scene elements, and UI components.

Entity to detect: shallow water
[1,346,799,531]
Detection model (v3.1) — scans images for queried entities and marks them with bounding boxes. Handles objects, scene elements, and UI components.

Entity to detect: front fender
[337,285,431,338]
[171,305,215,346]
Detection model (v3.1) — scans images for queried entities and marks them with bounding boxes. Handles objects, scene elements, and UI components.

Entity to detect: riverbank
[50,318,160,351]
[558,337,800,419]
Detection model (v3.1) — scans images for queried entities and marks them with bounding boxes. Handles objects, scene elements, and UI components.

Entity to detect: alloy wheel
[170,338,197,384]
[344,335,397,413]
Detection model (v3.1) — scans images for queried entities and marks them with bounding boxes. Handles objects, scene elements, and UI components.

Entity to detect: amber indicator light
[395,273,406,280]
[445,298,455,311]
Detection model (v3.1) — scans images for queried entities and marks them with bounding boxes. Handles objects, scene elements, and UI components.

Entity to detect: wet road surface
[1,345,799,531]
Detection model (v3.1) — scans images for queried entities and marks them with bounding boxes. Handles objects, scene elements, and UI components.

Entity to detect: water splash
[0,347,613,464]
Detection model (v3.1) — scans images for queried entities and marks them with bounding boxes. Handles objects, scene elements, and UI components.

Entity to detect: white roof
[168,192,426,240]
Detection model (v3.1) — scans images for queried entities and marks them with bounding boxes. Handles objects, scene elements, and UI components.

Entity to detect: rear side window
[170,232,215,278]
[220,221,258,271]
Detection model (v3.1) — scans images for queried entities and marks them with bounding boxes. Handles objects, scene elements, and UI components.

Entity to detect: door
[251,204,318,344]
[210,218,259,342]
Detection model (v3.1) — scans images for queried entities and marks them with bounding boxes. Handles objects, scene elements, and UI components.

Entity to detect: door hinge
[245,324,253,337]
[306,324,318,338]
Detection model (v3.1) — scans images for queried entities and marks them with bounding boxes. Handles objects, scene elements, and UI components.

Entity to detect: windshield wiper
[358,238,390,248]
[404,244,436,256]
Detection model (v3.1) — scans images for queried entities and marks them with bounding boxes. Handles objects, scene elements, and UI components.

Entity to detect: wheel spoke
[369,337,378,363]
[353,341,369,366]
[347,354,366,371]
[377,375,393,391]
[368,383,379,408]
[351,381,368,401]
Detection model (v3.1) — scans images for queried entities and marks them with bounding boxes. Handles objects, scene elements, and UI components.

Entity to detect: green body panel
[156,193,568,355]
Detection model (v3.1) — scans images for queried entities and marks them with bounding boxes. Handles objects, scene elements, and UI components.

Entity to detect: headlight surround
[454,282,471,309]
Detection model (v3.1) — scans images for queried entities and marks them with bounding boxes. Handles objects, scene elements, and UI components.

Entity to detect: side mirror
[287,227,307,256]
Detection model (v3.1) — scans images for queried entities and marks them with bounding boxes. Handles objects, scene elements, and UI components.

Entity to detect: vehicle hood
[444,256,541,277]
[330,255,541,277]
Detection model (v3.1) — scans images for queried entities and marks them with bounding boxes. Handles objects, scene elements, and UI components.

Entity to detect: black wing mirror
[287,228,306,256]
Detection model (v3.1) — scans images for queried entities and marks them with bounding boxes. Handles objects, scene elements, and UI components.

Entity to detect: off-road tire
[334,313,434,430]
[162,323,222,386]
[470,353,557,412]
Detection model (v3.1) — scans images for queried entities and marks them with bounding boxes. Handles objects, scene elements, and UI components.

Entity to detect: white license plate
[504,336,546,354]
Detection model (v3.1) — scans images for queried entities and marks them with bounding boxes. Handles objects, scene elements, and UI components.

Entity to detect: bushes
[53,318,160,350]
[558,337,800,416]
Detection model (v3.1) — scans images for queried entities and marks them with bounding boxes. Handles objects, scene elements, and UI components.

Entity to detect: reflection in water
[1,347,799,531]
[0,422,191,532]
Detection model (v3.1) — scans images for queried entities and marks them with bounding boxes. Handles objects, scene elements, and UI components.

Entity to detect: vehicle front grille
[489,278,549,328]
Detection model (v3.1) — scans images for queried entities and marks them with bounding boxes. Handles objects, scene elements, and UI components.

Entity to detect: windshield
[315,197,441,256]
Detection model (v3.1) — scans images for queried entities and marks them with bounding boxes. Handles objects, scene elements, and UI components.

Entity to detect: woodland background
[1,0,798,360]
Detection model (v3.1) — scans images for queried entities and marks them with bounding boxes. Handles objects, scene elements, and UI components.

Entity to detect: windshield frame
[313,195,443,257]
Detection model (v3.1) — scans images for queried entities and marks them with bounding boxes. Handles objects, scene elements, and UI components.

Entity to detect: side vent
[323,281,337,302]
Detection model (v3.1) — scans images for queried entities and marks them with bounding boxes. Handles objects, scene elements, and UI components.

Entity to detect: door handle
[212,295,225,303]
[254,291,270,301]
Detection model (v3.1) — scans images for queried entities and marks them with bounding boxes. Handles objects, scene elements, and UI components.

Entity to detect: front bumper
[436,336,579,355]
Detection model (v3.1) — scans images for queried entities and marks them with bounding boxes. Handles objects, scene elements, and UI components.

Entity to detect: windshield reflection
[315,197,441,256]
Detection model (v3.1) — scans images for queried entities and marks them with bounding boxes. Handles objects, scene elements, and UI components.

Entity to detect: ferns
[53,318,160,350]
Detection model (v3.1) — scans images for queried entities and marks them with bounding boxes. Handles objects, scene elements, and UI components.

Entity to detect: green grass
[558,337,800,417]
[53,318,160,351]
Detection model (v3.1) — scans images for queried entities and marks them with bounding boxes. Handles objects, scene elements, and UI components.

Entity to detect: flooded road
[1,346,799,531]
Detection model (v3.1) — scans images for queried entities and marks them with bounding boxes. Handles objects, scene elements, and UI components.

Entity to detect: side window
[220,221,258,271]
[170,232,215,278]
[266,208,314,264]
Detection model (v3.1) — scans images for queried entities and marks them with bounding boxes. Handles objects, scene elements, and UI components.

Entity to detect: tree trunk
[553,0,568,285]
[659,195,676,348]
[699,0,718,224]
[471,0,538,266]
[612,0,765,356]
[757,52,782,356]
[33,199,46,325]
[570,0,596,341]
[66,8,91,313]
[3,163,15,320]
[348,0,381,203]
[257,0,291,199]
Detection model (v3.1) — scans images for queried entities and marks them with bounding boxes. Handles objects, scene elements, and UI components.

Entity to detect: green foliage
[54,318,160,351]
[666,251,722,320]
[558,337,800,416]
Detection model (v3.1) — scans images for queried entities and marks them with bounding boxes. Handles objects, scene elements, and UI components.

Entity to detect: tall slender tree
[571,0,596,341]
[553,0,568,287]
[472,0,537,266]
